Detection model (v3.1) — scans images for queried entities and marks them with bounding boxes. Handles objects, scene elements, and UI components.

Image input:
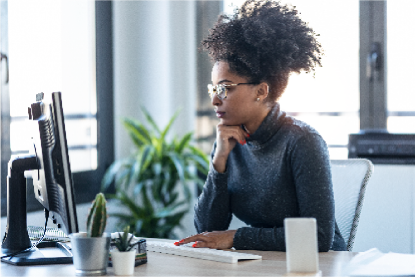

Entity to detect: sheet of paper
[344,248,415,276]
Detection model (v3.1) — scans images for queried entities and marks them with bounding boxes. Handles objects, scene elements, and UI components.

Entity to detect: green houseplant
[113,226,135,252]
[69,193,111,276]
[101,108,209,239]
[110,226,136,276]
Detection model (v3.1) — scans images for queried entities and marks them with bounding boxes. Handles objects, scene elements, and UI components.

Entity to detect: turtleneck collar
[244,102,286,148]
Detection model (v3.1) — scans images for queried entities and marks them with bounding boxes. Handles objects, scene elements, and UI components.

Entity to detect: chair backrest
[331,159,373,251]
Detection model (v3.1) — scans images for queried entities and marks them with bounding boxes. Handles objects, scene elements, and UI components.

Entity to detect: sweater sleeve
[194,142,233,233]
[290,132,335,252]
[233,132,335,252]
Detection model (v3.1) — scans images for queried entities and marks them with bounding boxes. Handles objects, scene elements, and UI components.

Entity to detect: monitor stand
[1,155,73,265]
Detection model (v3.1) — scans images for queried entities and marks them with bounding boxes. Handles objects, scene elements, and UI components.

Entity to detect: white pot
[111,249,136,276]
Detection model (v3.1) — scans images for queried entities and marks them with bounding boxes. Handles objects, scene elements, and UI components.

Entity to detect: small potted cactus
[69,193,111,276]
[110,226,136,275]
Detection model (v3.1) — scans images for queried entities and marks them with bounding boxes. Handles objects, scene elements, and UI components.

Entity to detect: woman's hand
[213,123,249,173]
[174,230,237,250]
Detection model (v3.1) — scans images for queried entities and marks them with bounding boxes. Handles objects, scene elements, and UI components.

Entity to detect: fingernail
[174,242,179,246]
[179,239,185,243]
[239,140,243,145]
[243,140,246,145]
[192,243,197,248]
[246,134,250,137]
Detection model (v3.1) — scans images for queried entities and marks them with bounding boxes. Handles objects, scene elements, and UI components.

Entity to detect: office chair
[331,159,374,251]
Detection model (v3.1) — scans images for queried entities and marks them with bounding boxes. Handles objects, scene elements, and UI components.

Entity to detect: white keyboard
[146,241,262,264]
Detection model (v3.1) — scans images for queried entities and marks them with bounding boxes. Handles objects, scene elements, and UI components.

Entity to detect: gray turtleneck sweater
[194,103,346,251]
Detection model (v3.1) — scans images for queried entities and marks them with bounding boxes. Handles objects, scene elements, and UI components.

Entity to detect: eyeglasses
[207,83,259,100]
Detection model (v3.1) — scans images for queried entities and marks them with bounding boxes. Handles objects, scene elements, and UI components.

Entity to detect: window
[386,0,416,133]
[8,0,97,171]
[1,1,114,216]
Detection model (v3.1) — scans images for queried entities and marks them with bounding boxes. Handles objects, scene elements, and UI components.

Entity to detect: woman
[176,0,346,251]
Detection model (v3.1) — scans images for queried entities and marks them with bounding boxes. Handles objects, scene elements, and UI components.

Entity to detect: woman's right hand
[212,123,249,173]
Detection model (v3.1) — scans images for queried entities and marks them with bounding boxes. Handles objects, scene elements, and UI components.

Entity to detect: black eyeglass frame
[207,82,259,100]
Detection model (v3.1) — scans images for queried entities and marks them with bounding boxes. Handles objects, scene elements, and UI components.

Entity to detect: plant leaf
[183,153,209,174]
[133,145,152,183]
[188,145,209,165]
[155,200,187,218]
[168,152,185,183]
[141,185,154,217]
[101,159,130,191]
[140,145,155,173]
[133,181,145,196]
[160,109,181,143]
[114,191,145,219]
[175,132,193,154]
[140,106,161,135]
[122,117,152,146]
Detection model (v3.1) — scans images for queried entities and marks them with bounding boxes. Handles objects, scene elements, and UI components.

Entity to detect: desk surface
[1,240,357,277]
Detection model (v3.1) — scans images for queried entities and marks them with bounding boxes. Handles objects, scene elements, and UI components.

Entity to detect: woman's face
[211,61,265,129]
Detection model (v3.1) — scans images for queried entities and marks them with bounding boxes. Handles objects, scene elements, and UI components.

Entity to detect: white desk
[1,239,357,276]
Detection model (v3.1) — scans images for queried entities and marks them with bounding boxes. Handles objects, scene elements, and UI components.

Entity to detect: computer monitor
[1,92,79,265]
[29,92,78,236]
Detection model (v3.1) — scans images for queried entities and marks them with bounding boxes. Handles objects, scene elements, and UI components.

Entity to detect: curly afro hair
[202,0,323,102]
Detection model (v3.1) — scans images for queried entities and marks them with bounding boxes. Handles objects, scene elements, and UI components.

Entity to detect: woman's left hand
[175,230,237,250]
